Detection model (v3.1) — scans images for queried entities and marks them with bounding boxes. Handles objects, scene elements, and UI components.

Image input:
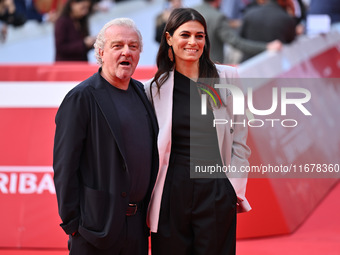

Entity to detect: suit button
[121,192,127,198]
[230,128,234,134]
[122,164,127,171]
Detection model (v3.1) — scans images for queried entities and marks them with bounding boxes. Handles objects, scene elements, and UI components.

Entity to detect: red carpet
[1,182,339,255]
[237,181,340,255]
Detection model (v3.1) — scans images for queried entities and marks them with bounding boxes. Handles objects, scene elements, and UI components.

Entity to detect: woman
[54,0,96,61]
[144,8,251,255]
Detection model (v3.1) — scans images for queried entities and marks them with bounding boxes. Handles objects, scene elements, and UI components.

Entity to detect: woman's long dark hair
[59,0,93,37]
[151,8,219,94]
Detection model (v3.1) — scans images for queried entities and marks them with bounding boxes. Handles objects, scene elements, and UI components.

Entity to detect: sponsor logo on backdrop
[0,166,55,194]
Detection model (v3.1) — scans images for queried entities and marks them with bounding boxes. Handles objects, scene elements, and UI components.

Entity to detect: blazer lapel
[91,80,127,162]
[152,71,174,165]
[214,65,233,166]
[213,105,228,166]
[146,71,174,232]
[130,79,159,136]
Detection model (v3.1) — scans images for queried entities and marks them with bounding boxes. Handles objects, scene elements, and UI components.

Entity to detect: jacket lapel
[151,71,174,166]
[213,104,229,166]
[91,75,127,161]
[214,66,229,165]
[146,71,174,232]
[130,79,159,136]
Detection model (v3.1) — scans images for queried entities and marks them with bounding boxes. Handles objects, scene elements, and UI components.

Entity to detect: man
[194,0,282,63]
[239,0,296,61]
[53,18,159,255]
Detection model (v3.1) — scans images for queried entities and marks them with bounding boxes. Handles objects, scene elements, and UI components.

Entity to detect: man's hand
[266,39,282,52]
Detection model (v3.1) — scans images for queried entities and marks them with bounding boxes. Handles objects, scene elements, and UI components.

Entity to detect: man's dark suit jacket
[240,1,296,61]
[53,70,159,250]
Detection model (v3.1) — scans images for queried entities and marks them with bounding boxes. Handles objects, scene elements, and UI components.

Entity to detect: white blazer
[144,64,251,233]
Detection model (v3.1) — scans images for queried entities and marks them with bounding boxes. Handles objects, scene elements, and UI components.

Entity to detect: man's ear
[165,32,172,46]
[99,48,104,61]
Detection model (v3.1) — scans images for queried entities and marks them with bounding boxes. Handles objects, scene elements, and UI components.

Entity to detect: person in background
[308,0,340,25]
[219,0,246,29]
[54,0,96,61]
[239,0,296,61]
[154,0,182,43]
[287,0,307,35]
[194,0,282,64]
[53,18,159,255]
[145,8,251,255]
[0,0,25,41]
[14,0,59,23]
[244,0,306,34]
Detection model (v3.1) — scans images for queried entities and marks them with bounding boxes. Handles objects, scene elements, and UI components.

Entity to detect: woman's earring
[168,47,174,62]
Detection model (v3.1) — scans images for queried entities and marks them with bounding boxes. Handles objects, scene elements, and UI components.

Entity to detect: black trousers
[151,153,237,255]
[69,210,148,255]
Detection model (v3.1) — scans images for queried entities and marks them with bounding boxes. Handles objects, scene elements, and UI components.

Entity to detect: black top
[107,80,152,203]
[171,70,221,162]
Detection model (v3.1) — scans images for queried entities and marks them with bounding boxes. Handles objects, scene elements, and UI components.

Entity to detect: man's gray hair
[94,18,143,66]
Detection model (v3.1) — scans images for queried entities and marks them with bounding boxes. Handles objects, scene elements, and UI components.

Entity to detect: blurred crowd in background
[155,0,340,64]
[0,0,339,64]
